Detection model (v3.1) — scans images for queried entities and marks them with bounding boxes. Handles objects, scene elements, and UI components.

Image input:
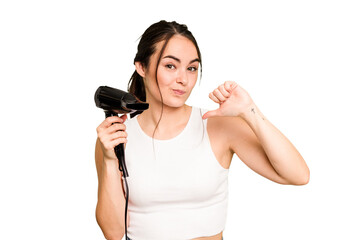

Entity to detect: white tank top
[124,107,229,240]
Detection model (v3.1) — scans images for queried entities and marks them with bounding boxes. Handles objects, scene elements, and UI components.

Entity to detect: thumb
[202,109,221,119]
[120,114,128,122]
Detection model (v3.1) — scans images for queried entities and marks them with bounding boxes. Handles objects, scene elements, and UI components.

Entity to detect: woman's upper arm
[95,138,103,184]
[225,117,289,184]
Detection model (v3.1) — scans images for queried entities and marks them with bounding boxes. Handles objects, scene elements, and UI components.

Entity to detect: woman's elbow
[98,222,124,240]
[293,169,310,185]
[96,210,124,240]
[103,232,124,240]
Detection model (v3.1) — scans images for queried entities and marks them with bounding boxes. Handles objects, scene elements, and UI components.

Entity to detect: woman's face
[142,35,200,108]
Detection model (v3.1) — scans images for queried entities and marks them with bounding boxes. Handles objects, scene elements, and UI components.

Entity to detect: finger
[202,109,220,119]
[218,84,231,97]
[110,137,128,147]
[104,137,128,151]
[97,116,123,134]
[224,81,232,92]
[100,130,127,148]
[109,130,128,141]
[212,89,227,102]
[97,121,125,141]
[120,114,128,122]
[224,81,237,92]
[103,116,124,128]
[209,92,220,103]
[108,123,126,133]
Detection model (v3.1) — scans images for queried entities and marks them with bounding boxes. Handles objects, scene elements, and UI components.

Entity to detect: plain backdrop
[1,0,360,239]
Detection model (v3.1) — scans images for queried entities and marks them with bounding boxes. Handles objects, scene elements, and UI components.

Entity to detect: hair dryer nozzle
[95,86,149,115]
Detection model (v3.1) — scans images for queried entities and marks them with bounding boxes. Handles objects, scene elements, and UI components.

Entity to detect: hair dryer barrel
[94,86,149,114]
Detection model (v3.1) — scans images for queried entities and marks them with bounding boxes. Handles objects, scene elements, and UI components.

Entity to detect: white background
[1,0,360,239]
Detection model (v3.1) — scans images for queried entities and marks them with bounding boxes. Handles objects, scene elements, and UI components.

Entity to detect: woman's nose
[176,69,188,85]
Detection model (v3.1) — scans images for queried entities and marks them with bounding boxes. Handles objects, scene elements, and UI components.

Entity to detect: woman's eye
[188,66,198,72]
[166,64,175,69]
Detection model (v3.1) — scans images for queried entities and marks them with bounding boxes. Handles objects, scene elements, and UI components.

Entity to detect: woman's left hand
[202,81,254,119]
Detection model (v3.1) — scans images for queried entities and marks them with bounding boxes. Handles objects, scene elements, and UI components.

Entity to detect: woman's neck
[137,103,192,140]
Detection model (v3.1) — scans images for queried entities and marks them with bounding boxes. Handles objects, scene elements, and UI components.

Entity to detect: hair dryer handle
[105,111,129,177]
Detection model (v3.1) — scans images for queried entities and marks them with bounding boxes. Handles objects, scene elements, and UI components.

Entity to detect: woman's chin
[162,99,187,109]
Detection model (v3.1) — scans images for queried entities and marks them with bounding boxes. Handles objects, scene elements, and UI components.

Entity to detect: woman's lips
[173,89,186,95]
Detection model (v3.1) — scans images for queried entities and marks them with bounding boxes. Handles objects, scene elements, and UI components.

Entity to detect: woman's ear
[135,62,146,78]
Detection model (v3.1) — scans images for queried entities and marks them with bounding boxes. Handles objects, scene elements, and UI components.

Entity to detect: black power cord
[114,139,129,240]
[123,175,129,240]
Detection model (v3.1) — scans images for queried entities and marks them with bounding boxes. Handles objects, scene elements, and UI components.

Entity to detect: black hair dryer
[94,86,149,177]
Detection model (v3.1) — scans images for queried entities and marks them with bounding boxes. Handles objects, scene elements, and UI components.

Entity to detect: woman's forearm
[96,160,125,239]
[241,103,310,185]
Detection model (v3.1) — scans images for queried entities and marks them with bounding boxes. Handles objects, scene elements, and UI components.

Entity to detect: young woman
[95,20,310,240]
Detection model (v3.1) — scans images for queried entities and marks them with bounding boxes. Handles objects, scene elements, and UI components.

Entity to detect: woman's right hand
[96,114,128,161]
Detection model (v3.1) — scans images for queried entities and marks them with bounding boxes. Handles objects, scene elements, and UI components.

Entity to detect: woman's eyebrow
[163,55,200,64]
